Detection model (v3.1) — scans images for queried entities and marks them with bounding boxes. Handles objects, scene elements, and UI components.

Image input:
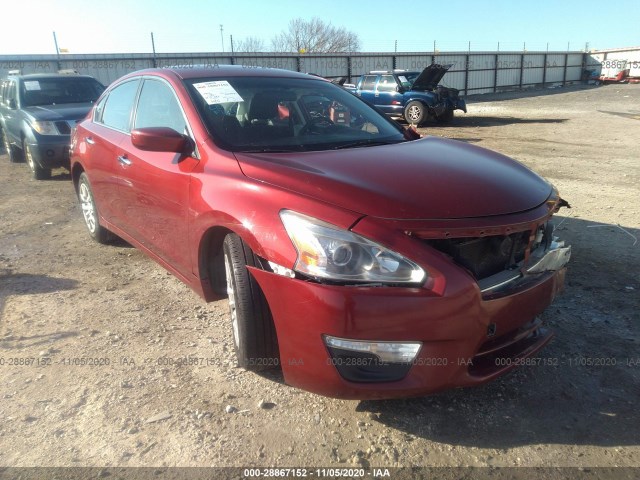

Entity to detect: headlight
[280,210,426,285]
[30,121,59,135]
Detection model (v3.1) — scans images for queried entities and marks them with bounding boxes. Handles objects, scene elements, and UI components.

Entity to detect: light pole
[220,25,224,52]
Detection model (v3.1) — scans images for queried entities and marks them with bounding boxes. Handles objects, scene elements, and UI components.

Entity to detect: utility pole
[220,25,224,52]
[53,31,60,55]
[230,35,234,54]
[394,40,397,53]
[52,31,62,70]
[151,32,157,67]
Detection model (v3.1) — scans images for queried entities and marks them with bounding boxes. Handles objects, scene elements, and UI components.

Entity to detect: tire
[77,172,112,244]
[24,140,51,180]
[2,129,22,163]
[223,233,279,371]
[404,101,427,126]
[436,109,454,123]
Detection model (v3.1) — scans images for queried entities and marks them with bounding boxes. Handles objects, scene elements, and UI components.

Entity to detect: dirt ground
[0,83,638,473]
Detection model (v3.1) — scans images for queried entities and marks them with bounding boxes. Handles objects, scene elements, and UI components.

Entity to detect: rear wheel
[223,233,279,371]
[24,140,51,180]
[2,129,22,163]
[404,101,427,126]
[78,172,112,244]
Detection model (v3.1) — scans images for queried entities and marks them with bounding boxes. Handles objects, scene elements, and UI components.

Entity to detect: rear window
[19,77,105,107]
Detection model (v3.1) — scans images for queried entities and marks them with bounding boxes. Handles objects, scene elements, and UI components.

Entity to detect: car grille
[426,231,530,280]
[55,121,72,134]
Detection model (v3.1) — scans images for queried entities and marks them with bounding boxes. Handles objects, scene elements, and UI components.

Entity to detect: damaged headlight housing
[280,210,426,285]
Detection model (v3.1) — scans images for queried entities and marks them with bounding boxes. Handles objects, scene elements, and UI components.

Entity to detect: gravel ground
[0,83,638,473]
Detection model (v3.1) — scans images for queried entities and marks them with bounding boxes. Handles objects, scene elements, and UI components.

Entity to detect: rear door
[116,77,198,278]
[374,74,403,115]
[357,75,378,105]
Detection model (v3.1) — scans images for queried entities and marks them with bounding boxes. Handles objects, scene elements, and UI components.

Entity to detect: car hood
[411,64,452,90]
[235,137,552,220]
[23,103,94,122]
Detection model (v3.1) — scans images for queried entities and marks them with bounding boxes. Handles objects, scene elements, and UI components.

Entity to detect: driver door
[117,77,199,279]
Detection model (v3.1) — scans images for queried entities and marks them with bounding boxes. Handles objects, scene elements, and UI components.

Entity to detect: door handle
[85,136,95,145]
[118,155,132,166]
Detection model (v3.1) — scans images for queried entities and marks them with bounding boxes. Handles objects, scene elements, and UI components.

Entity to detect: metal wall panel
[468,55,493,71]
[497,54,522,70]
[434,54,467,71]
[234,56,297,70]
[522,67,544,84]
[441,71,465,90]
[545,67,565,83]
[302,57,348,78]
[497,68,520,87]
[567,53,584,67]
[350,56,395,77]
[546,54,566,67]
[525,54,546,68]
[467,70,495,91]
[395,55,433,71]
[566,66,583,81]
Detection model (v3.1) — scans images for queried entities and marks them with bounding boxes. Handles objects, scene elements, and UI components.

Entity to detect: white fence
[1,51,590,94]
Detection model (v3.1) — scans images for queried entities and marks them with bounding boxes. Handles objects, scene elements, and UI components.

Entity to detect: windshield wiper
[332,139,403,150]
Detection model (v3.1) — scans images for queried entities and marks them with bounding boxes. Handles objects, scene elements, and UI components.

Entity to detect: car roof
[124,65,320,81]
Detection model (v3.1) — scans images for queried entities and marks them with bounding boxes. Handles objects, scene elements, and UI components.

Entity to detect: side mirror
[395,85,405,93]
[8,99,17,109]
[131,127,191,153]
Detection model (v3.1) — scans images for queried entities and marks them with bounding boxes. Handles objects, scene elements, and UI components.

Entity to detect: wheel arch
[71,162,86,194]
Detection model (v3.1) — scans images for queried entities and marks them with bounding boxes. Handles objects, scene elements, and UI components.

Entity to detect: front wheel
[77,172,112,244]
[404,101,427,126]
[3,129,22,163]
[223,233,279,371]
[24,141,51,180]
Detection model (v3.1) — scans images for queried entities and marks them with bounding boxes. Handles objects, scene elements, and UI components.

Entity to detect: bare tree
[234,36,266,52]
[271,18,360,53]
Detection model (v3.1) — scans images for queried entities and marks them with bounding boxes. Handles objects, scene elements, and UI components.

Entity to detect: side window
[361,75,377,90]
[100,79,140,132]
[376,75,397,92]
[6,81,17,107]
[134,79,187,134]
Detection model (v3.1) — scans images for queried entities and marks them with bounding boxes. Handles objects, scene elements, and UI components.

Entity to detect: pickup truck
[345,64,466,125]
[0,72,104,179]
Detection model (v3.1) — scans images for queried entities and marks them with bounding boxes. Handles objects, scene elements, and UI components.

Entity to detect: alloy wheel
[79,182,97,234]
[224,253,240,349]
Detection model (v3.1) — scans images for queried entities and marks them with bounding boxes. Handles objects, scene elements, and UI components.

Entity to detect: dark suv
[346,64,467,125]
[0,73,104,179]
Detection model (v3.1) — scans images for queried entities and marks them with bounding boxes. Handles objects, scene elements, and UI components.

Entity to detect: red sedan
[70,66,570,399]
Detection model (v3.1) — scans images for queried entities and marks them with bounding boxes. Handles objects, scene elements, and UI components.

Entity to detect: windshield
[185,76,405,152]
[20,77,105,107]
[397,72,420,89]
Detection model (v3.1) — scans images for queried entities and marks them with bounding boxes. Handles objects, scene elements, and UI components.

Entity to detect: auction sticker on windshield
[194,81,243,104]
[24,81,41,91]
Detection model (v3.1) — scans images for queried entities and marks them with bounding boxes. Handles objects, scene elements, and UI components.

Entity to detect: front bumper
[250,250,567,400]
[26,136,71,169]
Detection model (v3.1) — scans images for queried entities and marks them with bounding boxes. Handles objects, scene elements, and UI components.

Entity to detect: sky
[1,0,638,55]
